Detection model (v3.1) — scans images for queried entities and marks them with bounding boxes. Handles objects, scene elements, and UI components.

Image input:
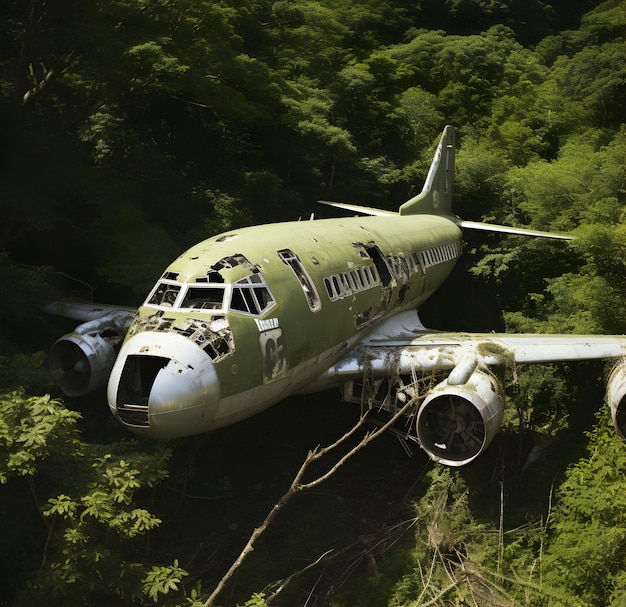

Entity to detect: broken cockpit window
[230,274,275,316]
[146,281,225,311]
[180,286,225,310]
[147,282,181,307]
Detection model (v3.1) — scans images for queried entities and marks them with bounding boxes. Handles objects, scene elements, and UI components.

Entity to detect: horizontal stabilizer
[456,219,573,240]
[318,200,396,217]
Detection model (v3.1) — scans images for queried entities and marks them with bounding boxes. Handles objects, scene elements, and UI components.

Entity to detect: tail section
[399,125,455,216]
[319,124,571,239]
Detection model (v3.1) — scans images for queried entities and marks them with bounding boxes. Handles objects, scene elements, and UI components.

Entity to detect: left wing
[43,301,136,323]
[318,310,626,466]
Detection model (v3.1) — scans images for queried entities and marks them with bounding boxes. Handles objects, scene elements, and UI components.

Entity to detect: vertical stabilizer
[399,125,455,216]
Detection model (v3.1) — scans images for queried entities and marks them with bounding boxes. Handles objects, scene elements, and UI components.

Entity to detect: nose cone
[108,332,220,438]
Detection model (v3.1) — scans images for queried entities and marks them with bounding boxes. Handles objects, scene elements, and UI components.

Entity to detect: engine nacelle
[607,363,626,441]
[49,333,117,397]
[416,370,504,466]
[49,312,132,397]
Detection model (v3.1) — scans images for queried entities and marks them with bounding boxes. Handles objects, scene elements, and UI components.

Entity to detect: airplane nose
[107,332,221,438]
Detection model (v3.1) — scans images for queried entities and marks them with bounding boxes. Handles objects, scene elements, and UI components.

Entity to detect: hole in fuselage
[117,355,170,407]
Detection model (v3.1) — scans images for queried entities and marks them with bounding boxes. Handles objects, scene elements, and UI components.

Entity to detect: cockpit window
[147,282,181,307]
[145,272,272,316]
[229,275,275,316]
[145,281,225,311]
[180,286,225,310]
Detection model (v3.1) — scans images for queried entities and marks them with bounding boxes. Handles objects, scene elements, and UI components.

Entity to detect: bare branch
[22,52,76,105]
[300,400,415,491]
[420,579,461,607]
[203,398,418,606]
[264,548,334,603]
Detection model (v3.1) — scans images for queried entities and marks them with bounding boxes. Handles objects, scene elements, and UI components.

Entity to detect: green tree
[0,390,186,605]
[538,408,626,606]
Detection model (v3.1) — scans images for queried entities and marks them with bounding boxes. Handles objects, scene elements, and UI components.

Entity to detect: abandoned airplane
[47,126,626,466]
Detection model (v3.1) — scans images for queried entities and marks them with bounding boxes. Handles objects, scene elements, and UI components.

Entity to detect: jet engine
[416,370,504,466]
[606,363,626,441]
[49,312,134,397]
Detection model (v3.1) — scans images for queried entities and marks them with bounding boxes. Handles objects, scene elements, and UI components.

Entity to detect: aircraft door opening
[364,244,392,287]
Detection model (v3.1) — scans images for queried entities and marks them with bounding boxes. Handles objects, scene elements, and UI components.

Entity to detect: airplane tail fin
[319,124,572,240]
[399,125,455,216]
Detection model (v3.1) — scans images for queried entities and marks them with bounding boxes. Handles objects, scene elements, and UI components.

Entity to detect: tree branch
[203,399,417,606]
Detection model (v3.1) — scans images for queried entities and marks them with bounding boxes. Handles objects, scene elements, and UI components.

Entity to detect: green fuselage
[109,213,462,436]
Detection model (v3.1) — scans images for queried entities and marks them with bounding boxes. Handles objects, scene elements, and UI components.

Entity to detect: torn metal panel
[127,312,235,362]
[213,253,259,271]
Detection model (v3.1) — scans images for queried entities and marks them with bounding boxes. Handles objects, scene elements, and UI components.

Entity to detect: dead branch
[419,579,461,607]
[22,52,76,105]
[203,399,416,606]
[264,548,334,603]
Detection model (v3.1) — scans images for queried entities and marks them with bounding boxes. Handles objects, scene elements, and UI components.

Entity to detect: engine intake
[607,363,626,441]
[49,333,117,397]
[48,311,133,397]
[416,370,504,466]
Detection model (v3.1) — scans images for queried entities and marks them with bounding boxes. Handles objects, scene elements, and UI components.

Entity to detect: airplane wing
[43,301,137,323]
[325,310,626,383]
[455,219,573,240]
[319,202,573,240]
[317,310,626,466]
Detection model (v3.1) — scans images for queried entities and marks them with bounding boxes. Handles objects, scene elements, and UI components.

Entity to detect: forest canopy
[0,0,625,605]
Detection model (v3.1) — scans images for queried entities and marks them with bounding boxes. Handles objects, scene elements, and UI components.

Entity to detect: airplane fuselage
[107,213,462,438]
[49,125,626,467]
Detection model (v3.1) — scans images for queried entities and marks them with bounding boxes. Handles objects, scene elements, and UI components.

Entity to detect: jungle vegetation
[0,0,625,605]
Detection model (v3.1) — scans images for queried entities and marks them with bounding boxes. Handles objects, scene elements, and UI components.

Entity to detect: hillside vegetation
[0,0,625,605]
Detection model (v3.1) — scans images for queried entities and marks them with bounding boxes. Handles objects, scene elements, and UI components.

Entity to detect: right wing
[316,310,626,466]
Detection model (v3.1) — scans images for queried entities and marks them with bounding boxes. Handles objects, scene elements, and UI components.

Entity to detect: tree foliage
[0,390,185,606]
[0,0,625,604]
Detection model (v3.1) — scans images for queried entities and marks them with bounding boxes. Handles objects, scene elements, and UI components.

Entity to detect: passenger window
[332,275,342,296]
